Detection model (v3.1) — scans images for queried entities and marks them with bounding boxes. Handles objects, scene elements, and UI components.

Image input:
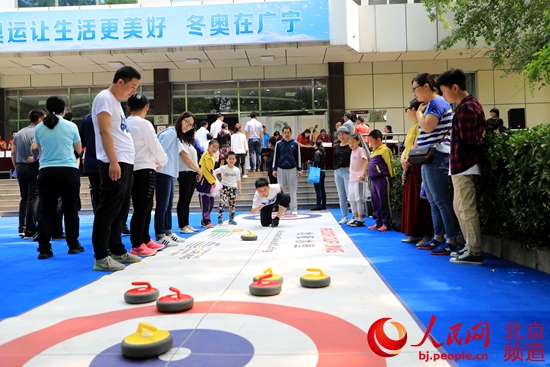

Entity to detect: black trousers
[92,162,133,259]
[36,167,81,252]
[86,171,101,214]
[177,171,198,228]
[260,193,290,227]
[16,162,39,235]
[130,169,156,248]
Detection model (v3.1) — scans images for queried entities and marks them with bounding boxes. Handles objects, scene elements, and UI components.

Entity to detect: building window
[172,79,328,120]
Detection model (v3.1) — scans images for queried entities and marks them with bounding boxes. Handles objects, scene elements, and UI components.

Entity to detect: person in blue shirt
[34,95,83,260]
[263,125,270,148]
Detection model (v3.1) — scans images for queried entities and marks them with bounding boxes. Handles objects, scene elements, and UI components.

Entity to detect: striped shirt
[417,96,453,154]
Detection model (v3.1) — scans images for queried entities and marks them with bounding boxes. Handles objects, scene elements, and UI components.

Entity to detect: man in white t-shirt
[210,113,224,139]
[244,112,264,172]
[251,177,290,227]
[91,66,142,272]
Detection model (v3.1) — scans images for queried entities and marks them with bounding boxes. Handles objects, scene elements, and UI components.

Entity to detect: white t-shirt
[210,119,223,139]
[178,141,198,172]
[231,132,248,154]
[196,126,209,145]
[245,118,263,140]
[252,184,281,207]
[214,164,241,188]
[127,115,168,171]
[92,89,135,164]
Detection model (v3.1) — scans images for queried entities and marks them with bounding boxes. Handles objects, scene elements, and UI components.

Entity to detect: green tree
[422,0,550,88]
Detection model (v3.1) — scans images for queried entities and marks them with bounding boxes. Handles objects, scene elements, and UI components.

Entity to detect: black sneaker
[52,232,66,240]
[122,225,131,235]
[38,250,53,260]
[23,232,36,240]
[311,207,322,211]
[68,244,85,254]
[271,216,280,227]
[450,251,483,265]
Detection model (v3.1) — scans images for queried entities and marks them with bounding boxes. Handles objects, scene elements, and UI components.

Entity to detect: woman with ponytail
[34,95,83,260]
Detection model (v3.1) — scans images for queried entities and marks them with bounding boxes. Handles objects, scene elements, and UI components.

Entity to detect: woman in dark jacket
[311,140,327,210]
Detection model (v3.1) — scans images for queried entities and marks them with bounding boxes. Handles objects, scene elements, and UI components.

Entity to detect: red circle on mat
[0,301,386,367]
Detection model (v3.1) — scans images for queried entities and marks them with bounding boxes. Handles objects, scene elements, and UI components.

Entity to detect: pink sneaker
[145,239,165,251]
[130,244,157,257]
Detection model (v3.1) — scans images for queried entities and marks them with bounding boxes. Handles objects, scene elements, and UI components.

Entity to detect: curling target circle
[0,301,386,367]
[90,329,254,366]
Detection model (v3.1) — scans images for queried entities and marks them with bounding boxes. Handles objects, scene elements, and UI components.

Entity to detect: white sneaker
[111,252,142,263]
[157,236,178,247]
[347,218,355,225]
[291,211,298,216]
[93,256,125,271]
[338,217,349,225]
[169,233,186,243]
[180,227,195,234]
[188,226,199,232]
[242,174,248,178]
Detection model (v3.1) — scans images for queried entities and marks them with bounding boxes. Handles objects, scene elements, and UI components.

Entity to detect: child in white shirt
[213,151,242,225]
[251,178,291,227]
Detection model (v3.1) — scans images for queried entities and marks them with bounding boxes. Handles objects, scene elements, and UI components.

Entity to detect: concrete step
[0,170,340,216]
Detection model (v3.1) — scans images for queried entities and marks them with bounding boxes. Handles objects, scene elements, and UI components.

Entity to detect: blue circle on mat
[90,329,254,366]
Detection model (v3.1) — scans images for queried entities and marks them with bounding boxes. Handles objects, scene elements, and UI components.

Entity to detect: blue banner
[0,1,329,53]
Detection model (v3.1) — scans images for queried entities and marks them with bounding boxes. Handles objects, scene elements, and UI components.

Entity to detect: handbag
[407,127,452,165]
[407,145,436,165]
[308,164,321,184]
[210,179,222,197]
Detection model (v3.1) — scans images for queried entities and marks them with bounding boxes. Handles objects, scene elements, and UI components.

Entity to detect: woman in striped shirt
[411,73,461,256]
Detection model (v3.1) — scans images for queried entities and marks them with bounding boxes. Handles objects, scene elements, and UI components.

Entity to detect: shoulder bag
[407,127,452,165]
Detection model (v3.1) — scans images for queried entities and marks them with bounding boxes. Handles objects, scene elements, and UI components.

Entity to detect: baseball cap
[336,126,350,134]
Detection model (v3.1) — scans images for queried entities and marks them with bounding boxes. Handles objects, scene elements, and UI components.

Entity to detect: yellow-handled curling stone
[300,268,331,288]
[124,281,160,304]
[156,287,194,313]
[241,230,258,241]
[249,274,282,296]
[121,322,173,359]
[253,267,283,284]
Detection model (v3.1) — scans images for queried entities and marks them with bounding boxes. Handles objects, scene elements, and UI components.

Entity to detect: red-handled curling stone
[249,274,282,296]
[121,322,173,359]
[253,267,283,284]
[156,287,194,313]
[124,281,160,304]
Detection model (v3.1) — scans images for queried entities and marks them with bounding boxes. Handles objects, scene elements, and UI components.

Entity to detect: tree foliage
[422,0,550,88]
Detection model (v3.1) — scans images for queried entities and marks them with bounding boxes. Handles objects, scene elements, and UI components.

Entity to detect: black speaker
[508,108,525,129]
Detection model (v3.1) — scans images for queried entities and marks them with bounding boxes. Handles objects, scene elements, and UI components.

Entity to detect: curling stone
[253,267,284,284]
[121,322,173,359]
[156,287,194,313]
[124,281,160,304]
[249,274,282,296]
[241,230,258,241]
[300,268,331,288]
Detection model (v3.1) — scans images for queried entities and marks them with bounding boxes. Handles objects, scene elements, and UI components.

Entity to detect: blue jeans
[421,150,460,239]
[248,138,262,171]
[334,167,349,219]
[313,170,326,208]
[154,172,174,237]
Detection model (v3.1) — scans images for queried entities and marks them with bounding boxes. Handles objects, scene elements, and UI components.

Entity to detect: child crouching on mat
[251,177,290,227]
[213,151,242,225]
